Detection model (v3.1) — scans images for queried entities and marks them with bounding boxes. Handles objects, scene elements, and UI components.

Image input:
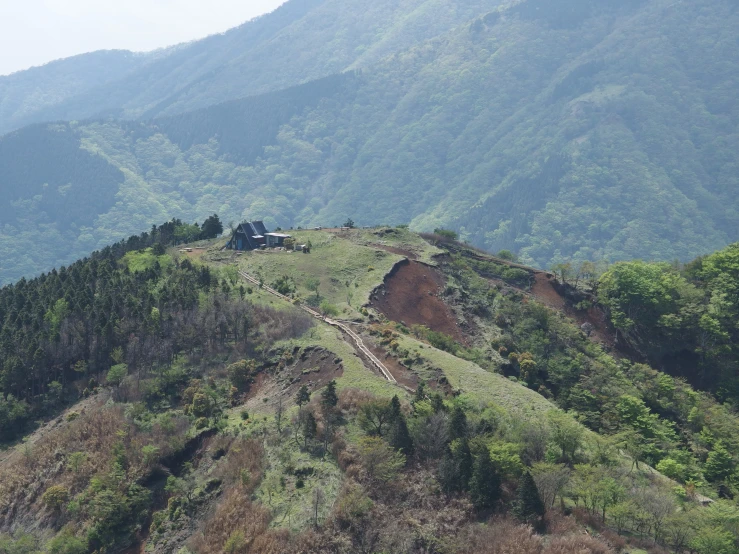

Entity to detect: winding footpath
[238,270,397,384]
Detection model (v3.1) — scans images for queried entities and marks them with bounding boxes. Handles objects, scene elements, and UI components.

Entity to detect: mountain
[0,0,502,134]
[2,224,739,552]
[2,0,738,286]
[0,50,157,135]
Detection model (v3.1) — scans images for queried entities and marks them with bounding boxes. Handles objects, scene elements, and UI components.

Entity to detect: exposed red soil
[528,273,615,349]
[370,260,465,343]
[530,273,566,310]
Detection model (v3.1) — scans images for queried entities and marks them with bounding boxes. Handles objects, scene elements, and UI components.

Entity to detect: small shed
[264,233,292,247]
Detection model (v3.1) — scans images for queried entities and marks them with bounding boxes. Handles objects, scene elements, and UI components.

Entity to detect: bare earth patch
[370,260,464,343]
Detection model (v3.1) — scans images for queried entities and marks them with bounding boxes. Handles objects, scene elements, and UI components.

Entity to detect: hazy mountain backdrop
[1,0,738,284]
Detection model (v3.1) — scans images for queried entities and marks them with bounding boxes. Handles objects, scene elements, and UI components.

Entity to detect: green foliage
[388,415,414,457]
[296,385,311,407]
[47,529,88,554]
[271,275,295,296]
[704,441,735,483]
[106,364,128,387]
[512,472,545,526]
[321,380,338,410]
[598,261,695,335]
[690,527,738,554]
[319,301,339,317]
[0,532,41,554]
[547,410,584,464]
[433,229,458,241]
[357,399,394,437]
[426,331,459,355]
[42,485,69,512]
[469,450,501,510]
[223,531,246,553]
[357,436,405,484]
[0,395,29,441]
[226,360,256,393]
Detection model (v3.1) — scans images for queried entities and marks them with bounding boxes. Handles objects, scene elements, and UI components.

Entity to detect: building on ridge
[225,221,292,251]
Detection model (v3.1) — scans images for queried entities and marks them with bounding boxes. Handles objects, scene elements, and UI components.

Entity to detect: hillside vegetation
[3,225,739,552]
[1,0,738,285]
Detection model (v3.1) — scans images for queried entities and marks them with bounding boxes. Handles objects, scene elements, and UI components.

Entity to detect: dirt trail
[238,271,397,385]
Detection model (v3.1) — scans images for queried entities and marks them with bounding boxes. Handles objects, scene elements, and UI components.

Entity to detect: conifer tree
[390,395,402,421]
[704,441,735,482]
[296,385,311,408]
[321,380,338,410]
[512,471,546,528]
[469,450,501,510]
[303,412,317,450]
[439,438,473,493]
[389,414,414,457]
[449,405,468,441]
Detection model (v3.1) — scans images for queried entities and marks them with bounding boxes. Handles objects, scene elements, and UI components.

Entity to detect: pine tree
[390,395,402,421]
[469,451,501,510]
[439,439,473,493]
[389,414,414,456]
[457,439,473,488]
[303,412,317,450]
[512,471,545,527]
[296,385,311,408]
[321,380,338,410]
[430,392,445,413]
[449,406,468,441]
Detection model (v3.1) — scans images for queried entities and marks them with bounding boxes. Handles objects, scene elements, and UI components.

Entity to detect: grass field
[396,334,556,419]
[197,226,442,320]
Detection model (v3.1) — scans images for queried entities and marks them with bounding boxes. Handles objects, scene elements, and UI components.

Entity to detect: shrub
[106,364,128,387]
[224,530,246,553]
[433,228,458,241]
[48,528,88,554]
[227,359,256,392]
[42,485,70,512]
[427,331,459,354]
[0,394,29,441]
[320,301,339,317]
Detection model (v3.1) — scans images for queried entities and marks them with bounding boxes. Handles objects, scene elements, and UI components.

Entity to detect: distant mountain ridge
[0,0,738,285]
[0,0,500,135]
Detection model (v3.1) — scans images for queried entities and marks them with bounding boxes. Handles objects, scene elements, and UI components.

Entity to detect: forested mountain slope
[4,226,739,553]
[0,0,502,134]
[1,0,738,286]
[0,50,157,135]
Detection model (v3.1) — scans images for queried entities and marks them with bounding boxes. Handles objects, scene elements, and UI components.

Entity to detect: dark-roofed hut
[226,221,268,251]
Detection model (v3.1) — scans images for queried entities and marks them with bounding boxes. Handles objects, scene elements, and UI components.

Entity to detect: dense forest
[1,0,738,285]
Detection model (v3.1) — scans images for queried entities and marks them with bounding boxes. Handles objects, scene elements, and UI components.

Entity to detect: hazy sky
[0,0,286,76]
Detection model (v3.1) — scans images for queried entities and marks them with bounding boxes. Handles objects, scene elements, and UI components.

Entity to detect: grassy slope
[233,228,441,318]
